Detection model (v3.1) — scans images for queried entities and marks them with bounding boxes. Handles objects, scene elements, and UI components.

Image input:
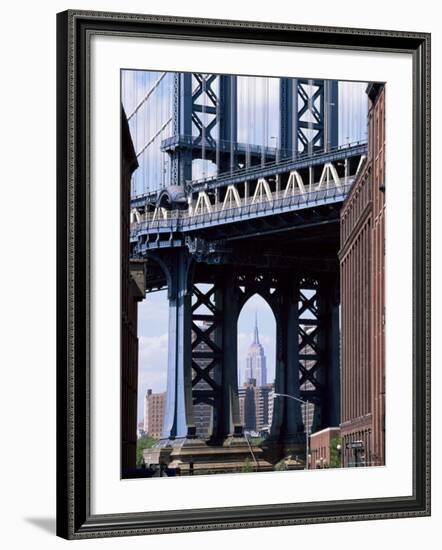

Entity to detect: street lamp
[243,430,259,472]
[273,392,310,470]
[336,443,342,468]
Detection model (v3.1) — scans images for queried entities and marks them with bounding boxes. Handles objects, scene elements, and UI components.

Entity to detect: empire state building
[245,315,267,386]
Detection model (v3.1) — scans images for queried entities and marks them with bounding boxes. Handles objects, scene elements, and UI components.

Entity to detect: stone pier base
[143,437,274,475]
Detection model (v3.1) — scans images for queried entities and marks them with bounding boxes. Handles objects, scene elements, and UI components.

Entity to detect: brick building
[121,107,145,473]
[339,83,385,467]
[309,427,341,469]
[144,389,166,439]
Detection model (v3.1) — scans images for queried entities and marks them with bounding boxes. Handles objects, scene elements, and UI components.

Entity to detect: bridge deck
[130,141,367,208]
[130,182,352,248]
[189,143,366,192]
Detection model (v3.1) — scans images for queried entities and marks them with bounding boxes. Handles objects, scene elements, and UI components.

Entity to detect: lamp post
[336,443,342,468]
[243,430,259,472]
[273,392,310,470]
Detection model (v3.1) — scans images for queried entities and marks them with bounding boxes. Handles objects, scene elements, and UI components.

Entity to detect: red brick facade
[121,108,143,473]
[309,427,341,469]
[144,389,166,439]
[339,84,385,467]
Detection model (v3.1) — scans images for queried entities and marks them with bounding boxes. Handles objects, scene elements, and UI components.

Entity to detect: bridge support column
[269,277,305,460]
[280,78,296,158]
[324,80,339,152]
[161,249,196,441]
[219,75,237,174]
[318,274,340,428]
[215,273,243,439]
[170,73,193,186]
[280,78,339,156]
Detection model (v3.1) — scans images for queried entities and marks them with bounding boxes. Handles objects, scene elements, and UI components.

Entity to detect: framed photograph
[56,10,431,539]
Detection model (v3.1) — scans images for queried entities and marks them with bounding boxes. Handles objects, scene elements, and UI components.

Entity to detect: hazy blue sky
[137,291,277,422]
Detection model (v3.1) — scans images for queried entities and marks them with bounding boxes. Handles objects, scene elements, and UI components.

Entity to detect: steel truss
[152,248,339,447]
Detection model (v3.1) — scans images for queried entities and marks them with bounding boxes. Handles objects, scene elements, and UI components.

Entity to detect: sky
[137,291,276,423]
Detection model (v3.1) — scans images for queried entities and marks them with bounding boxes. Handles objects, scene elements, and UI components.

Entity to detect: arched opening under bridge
[237,294,276,439]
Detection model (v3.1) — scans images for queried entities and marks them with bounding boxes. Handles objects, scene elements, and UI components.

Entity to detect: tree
[136,435,158,467]
[241,458,254,473]
[329,435,342,468]
[274,458,288,471]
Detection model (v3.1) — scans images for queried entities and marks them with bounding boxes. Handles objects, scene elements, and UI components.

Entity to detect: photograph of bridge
[120,70,385,478]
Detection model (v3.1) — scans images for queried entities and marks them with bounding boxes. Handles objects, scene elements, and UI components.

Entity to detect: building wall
[309,427,340,469]
[339,160,373,465]
[240,384,257,431]
[255,384,273,431]
[144,390,166,439]
[238,381,273,433]
[369,85,386,467]
[339,84,385,468]
[121,107,142,473]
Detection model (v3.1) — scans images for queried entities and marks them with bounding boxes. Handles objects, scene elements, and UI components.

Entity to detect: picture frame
[56,9,431,539]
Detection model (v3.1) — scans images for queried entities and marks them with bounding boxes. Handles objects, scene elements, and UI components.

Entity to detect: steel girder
[280,78,339,156]
[165,73,238,185]
[130,203,342,255]
[151,246,340,446]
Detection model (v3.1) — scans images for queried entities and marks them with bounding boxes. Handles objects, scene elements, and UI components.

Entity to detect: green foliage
[241,458,254,473]
[274,458,288,471]
[249,437,264,447]
[136,436,158,467]
[329,435,342,468]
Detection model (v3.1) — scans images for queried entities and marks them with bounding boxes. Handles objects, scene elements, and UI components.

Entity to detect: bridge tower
[123,73,367,474]
[164,73,238,186]
[280,78,338,156]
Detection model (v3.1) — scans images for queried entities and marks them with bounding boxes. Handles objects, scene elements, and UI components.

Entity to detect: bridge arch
[237,293,277,435]
[144,252,173,297]
[156,185,187,210]
[237,286,279,320]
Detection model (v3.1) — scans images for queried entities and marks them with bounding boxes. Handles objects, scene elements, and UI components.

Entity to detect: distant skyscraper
[238,381,273,433]
[144,389,166,439]
[245,314,267,386]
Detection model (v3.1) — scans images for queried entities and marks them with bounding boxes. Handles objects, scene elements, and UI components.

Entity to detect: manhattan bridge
[121,71,368,474]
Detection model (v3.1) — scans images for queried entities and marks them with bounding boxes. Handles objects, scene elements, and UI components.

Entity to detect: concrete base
[261,436,307,468]
[143,436,274,475]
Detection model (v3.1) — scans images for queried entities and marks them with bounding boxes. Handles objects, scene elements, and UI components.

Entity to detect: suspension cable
[202,74,206,178]
[215,76,220,176]
[308,79,314,156]
[230,76,234,174]
[127,72,168,121]
[136,117,172,158]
